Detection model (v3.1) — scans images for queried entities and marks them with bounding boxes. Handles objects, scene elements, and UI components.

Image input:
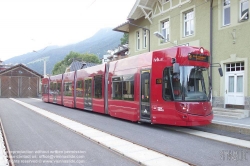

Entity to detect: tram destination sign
[188,53,209,62]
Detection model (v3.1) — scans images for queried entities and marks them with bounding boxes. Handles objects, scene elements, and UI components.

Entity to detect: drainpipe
[128,21,150,52]
[210,0,213,102]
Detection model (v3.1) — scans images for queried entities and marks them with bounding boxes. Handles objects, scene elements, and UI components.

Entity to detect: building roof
[68,61,99,71]
[113,21,130,33]
[113,44,129,55]
[113,0,157,32]
[69,61,86,71]
[128,0,156,23]
[82,62,99,69]
[0,63,43,78]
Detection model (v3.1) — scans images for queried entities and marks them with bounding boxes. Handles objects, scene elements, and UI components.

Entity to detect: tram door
[140,70,151,120]
[84,78,92,110]
[53,83,57,103]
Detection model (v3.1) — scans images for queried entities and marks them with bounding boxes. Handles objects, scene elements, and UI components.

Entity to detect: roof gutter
[210,0,213,100]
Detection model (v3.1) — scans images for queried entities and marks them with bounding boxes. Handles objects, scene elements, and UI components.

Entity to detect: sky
[0,0,136,61]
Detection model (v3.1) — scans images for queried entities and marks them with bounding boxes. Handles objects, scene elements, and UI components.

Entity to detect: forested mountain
[4,28,123,75]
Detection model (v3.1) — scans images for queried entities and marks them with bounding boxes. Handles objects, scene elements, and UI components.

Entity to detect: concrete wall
[212,0,250,109]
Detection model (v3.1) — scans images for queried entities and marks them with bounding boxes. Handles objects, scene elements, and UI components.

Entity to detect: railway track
[0,118,15,166]
[11,98,195,166]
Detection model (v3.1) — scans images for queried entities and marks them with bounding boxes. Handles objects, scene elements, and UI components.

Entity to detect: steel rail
[0,118,15,166]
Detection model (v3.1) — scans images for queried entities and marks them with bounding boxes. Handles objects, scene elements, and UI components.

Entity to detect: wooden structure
[0,64,43,98]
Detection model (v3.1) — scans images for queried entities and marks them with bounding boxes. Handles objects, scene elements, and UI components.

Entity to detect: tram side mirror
[218,67,223,77]
[173,63,180,73]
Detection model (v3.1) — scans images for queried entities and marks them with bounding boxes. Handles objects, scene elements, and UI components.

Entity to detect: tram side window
[49,82,56,93]
[122,81,134,101]
[112,81,123,100]
[64,82,72,96]
[112,75,134,101]
[52,83,57,94]
[76,80,83,97]
[49,82,54,94]
[57,83,61,95]
[94,76,102,99]
[54,83,57,92]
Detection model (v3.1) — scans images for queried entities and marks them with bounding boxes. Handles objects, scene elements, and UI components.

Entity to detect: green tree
[120,33,128,45]
[52,51,101,75]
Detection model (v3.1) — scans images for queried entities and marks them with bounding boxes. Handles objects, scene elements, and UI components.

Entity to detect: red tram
[42,46,215,126]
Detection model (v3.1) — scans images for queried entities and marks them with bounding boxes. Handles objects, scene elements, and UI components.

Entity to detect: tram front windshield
[163,66,210,101]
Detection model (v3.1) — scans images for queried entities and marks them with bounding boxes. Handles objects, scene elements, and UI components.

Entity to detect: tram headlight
[181,105,189,112]
[200,47,204,54]
[176,103,189,113]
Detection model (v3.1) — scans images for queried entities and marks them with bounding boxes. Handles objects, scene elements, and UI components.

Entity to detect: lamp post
[153,31,165,40]
[153,31,177,46]
[27,50,49,77]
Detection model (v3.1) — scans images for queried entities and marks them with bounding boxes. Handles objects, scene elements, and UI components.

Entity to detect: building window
[136,31,140,50]
[161,19,169,42]
[183,10,194,37]
[240,0,249,21]
[226,62,244,72]
[94,75,102,98]
[143,29,147,48]
[223,0,230,26]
